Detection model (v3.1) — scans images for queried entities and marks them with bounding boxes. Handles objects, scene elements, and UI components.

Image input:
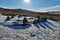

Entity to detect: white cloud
[38,5,60,12]
[0,6,13,9]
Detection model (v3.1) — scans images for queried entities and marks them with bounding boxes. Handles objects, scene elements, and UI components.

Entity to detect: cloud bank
[38,5,60,12]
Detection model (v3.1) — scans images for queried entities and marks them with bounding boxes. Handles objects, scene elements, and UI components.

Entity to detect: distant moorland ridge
[0,7,60,21]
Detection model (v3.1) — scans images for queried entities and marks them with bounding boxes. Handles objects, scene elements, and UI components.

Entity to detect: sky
[0,0,60,12]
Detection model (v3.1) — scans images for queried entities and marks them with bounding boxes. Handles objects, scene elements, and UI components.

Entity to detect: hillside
[0,7,60,21]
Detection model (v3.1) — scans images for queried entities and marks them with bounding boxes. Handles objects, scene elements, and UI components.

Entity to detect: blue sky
[0,0,60,11]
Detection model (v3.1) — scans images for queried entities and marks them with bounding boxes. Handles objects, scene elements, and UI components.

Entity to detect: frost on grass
[0,14,60,40]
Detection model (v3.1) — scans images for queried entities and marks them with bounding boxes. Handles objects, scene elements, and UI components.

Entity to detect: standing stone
[23,17,28,26]
[33,19,37,24]
[11,16,14,18]
[5,16,11,21]
[37,16,40,23]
